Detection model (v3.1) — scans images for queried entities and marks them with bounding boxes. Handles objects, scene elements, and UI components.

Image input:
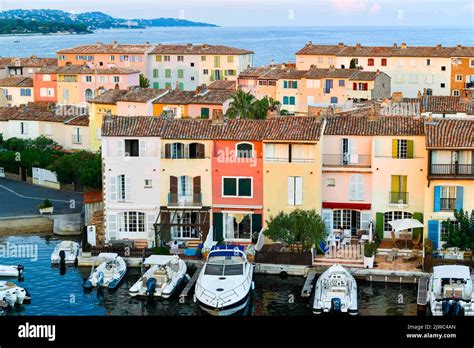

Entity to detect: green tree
[139,74,150,88]
[349,58,357,69]
[50,151,102,190]
[264,209,327,252]
[442,209,474,250]
[226,89,257,119]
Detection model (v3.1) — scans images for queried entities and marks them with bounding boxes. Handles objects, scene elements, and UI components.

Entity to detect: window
[453,90,460,97]
[171,142,185,159]
[124,139,139,157]
[328,57,334,65]
[178,69,184,79]
[368,58,374,66]
[440,220,458,242]
[171,212,199,239]
[330,97,338,104]
[59,55,66,60]
[120,55,129,62]
[178,176,193,198]
[441,66,446,71]
[177,55,184,62]
[349,174,364,201]
[20,89,31,96]
[113,76,120,83]
[190,62,194,67]
[203,69,209,75]
[144,179,152,188]
[153,69,159,78]
[440,186,456,211]
[165,82,172,89]
[214,56,221,68]
[338,80,345,87]
[155,55,162,62]
[283,80,298,89]
[289,96,295,105]
[191,77,195,81]
[40,88,47,97]
[117,174,127,201]
[200,107,210,119]
[287,176,303,206]
[390,175,408,204]
[110,55,115,61]
[440,83,445,88]
[353,82,368,91]
[85,76,92,83]
[119,212,145,233]
[426,59,431,66]
[381,58,387,66]
[268,81,276,86]
[72,127,82,144]
[43,74,51,82]
[333,210,352,230]
[20,122,28,135]
[409,73,417,83]
[164,56,171,62]
[224,213,251,240]
[383,211,412,232]
[327,178,335,187]
[318,57,324,63]
[455,74,463,81]
[392,139,413,159]
[227,56,234,63]
[165,69,171,78]
[222,177,252,197]
[236,142,254,158]
[188,143,205,159]
[259,80,268,86]
[85,89,94,101]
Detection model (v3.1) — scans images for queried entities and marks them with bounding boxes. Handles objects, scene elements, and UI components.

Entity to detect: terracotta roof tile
[89,89,128,105]
[425,119,474,149]
[0,56,57,68]
[57,43,153,54]
[0,103,88,124]
[150,44,253,55]
[208,80,236,91]
[101,116,167,137]
[118,87,169,102]
[0,76,33,87]
[153,89,233,105]
[421,96,474,114]
[40,65,140,75]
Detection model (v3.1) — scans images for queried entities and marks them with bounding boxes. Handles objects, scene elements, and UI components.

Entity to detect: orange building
[33,67,58,103]
[451,46,474,98]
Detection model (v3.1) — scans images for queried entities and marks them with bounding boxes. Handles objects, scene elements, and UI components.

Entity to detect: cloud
[331,0,369,13]
[369,2,381,14]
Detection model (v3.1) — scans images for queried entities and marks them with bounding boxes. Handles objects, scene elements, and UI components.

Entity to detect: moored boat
[195,249,254,316]
[313,264,358,315]
[0,265,24,277]
[129,255,187,298]
[51,241,79,264]
[84,253,127,289]
[428,265,473,316]
[0,281,31,307]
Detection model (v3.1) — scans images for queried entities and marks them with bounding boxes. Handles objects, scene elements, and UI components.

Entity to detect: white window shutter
[108,213,118,240]
[265,143,275,160]
[139,140,146,157]
[287,177,295,206]
[147,213,156,241]
[117,140,124,156]
[361,212,371,230]
[295,177,303,205]
[109,176,117,202]
[349,175,356,200]
[357,175,364,200]
[125,176,132,202]
[322,209,333,233]
[348,138,356,155]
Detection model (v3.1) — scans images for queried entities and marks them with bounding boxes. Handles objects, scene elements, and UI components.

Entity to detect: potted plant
[201,247,210,260]
[38,199,53,215]
[363,242,377,269]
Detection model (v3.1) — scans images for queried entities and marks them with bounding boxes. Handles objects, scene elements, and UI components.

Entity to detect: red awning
[322,202,371,210]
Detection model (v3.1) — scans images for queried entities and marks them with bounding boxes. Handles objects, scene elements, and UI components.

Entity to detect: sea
[0,26,472,66]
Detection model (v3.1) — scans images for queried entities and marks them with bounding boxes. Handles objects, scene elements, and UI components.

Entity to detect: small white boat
[428,265,473,316]
[195,249,254,316]
[51,241,79,264]
[84,253,127,289]
[0,265,24,277]
[0,281,31,307]
[129,255,187,298]
[313,264,358,315]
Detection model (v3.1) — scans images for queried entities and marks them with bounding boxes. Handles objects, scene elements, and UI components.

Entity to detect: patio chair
[391,231,399,248]
[386,248,398,262]
[412,233,422,249]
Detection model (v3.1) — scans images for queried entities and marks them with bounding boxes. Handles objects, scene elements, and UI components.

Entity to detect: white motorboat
[0,265,24,277]
[195,249,254,316]
[51,240,80,264]
[84,253,127,289]
[313,264,358,315]
[0,281,31,307]
[129,255,187,298]
[427,265,473,316]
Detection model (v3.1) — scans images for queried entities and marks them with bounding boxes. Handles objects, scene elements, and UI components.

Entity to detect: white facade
[102,136,161,247]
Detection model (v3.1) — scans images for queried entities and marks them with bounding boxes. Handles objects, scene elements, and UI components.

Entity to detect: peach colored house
[0,76,34,106]
[0,56,57,79]
[33,67,58,103]
[57,42,154,74]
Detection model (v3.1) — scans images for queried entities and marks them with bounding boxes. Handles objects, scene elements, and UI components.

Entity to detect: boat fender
[59,250,66,263]
[146,278,157,297]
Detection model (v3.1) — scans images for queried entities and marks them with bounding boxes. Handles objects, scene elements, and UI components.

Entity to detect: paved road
[0,178,83,217]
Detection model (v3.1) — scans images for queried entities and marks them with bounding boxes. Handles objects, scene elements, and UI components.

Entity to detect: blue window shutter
[283,96,288,105]
[328,79,333,88]
[427,220,439,250]
[290,96,295,105]
[284,81,288,88]
[330,97,338,104]
[456,186,464,211]
[433,186,441,212]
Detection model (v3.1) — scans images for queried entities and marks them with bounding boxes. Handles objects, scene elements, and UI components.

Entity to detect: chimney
[212,109,224,125]
[307,41,313,46]
[456,44,462,49]
[195,84,208,95]
[367,104,378,120]
[203,44,209,49]
[104,110,113,124]
[401,42,407,49]
[436,44,442,49]
[112,41,118,49]
[376,69,380,75]
[338,42,344,48]
[393,43,397,48]
[391,92,403,103]
[355,43,361,49]
[145,41,150,44]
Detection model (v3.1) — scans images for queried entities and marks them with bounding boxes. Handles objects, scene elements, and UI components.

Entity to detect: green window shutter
[284,80,288,88]
[213,213,223,242]
[153,69,159,78]
[251,214,262,242]
[238,178,252,197]
[210,70,215,81]
[283,96,289,105]
[294,81,298,88]
[201,108,210,119]
[155,55,162,62]
[214,56,220,68]
[165,69,171,78]
[178,83,184,91]
[391,175,399,192]
[227,56,234,63]
[407,140,414,159]
[178,69,184,79]
[375,212,384,240]
[412,212,423,240]
[223,70,228,77]
[153,82,159,89]
[401,175,407,193]
[165,82,172,89]
[290,97,295,105]
[223,178,237,196]
[392,139,398,158]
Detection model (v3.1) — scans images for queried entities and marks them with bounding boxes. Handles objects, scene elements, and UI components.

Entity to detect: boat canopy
[144,255,177,266]
[433,265,470,279]
[97,253,118,260]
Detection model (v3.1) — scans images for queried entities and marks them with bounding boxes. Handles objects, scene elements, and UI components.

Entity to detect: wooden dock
[301,271,317,297]
[417,274,429,306]
[180,265,202,299]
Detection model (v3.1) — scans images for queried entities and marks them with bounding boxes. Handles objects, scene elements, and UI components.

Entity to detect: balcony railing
[389,191,409,205]
[264,157,314,163]
[168,193,202,207]
[323,154,371,167]
[430,164,474,177]
[440,198,456,211]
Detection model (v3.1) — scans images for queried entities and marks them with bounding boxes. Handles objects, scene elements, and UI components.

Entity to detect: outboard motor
[451,302,464,316]
[17,265,24,278]
[146,278,157,297]
[59,250,66,264]
[442,300,451,316]
[330,298,342,314]
[23,288,32,303]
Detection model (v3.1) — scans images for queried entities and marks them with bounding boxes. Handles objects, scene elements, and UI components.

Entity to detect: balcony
[440,198,456,211]
[429,164,474,179]
[168,193,202,207]
[322,154,371,167]
[389,191,409,205]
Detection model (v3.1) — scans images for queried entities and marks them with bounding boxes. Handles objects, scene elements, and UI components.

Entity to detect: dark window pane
[224,264,243,276]
[125,139,139,157]
[223,178,237,196]
[204,264,224,276]
[238,178,252,197]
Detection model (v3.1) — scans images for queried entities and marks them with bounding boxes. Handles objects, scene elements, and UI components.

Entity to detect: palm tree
[139,74,150,88]
[226,89,256,119]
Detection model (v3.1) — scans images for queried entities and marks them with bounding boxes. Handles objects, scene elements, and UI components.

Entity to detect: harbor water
[0,235,418,316]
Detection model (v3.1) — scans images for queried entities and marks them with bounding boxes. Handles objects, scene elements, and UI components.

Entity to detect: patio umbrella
[388,219,424,232]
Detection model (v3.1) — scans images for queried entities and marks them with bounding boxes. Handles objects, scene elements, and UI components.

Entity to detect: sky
[0,0,473,27]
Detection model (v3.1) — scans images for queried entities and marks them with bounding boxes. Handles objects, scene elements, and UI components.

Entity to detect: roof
[64,114,89,126]
[421,96,474,114]
[117,87,169,102]
[433,265,471,279]
[296,42,474,58]
[57,42,153,54]
[303,68,383,81]
[0,76,33,87]
[238,66,275,79]
[102,115,324,141]
[260,68,306,80]
[0,56,57,69]
[40,65,140,75]
[89,89,128,105]
[150,44,253,55]
[425,118,474,149]
[0,103,88,124]
[153,89,233,105]
[208,80,236,91]
[324,114,426,136]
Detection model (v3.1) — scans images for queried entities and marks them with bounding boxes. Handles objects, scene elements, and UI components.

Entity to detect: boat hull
[198,292,251,316]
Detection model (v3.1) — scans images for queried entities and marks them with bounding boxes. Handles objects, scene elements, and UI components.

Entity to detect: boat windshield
[204,256,244,276]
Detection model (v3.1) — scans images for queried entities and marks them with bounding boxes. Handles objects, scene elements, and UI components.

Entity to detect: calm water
[0,235,418,316]
[0,26,472,66]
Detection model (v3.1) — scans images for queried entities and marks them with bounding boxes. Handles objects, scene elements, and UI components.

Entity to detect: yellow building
[424,119,474,251]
